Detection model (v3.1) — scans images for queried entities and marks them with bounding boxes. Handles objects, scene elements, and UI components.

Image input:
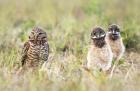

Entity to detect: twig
[124,60,134,81]
[109,59,120,79]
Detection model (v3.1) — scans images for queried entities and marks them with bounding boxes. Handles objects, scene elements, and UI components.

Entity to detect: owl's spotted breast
[39,42,49,62]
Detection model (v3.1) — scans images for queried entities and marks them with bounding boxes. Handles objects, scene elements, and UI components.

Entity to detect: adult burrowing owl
[21,27,49,70]
[87,27,113,71]
[106,24,125,61]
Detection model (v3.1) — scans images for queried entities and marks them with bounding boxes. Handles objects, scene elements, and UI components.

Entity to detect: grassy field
[0,0,140,91]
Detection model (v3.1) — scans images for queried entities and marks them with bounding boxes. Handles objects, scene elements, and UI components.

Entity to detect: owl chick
[21,27,49,71]
[87,27,113,71]
[106,24,125,61]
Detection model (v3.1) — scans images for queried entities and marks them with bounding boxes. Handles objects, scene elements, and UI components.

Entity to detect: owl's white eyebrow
[108,31,120,34]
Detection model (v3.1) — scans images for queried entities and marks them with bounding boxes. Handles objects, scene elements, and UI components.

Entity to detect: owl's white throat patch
[108,31,120,35]
[92,33,106,39]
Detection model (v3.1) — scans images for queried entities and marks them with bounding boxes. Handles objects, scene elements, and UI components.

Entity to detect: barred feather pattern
[21,27,49,69]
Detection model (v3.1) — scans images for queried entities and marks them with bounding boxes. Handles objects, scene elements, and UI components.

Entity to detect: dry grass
[0,0,140,91]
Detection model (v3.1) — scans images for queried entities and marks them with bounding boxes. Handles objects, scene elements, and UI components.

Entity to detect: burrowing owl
[106,24,125,61]
[21,27,49,70]
[87,27,113,71]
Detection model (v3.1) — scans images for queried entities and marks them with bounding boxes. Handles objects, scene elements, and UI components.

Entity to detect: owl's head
[29,27,47,44]
[108,24,120,40]
[91,27,106,40]
[91,27,106,48]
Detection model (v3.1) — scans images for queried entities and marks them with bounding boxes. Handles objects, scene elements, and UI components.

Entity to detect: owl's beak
[34,35,38,43]
[35,35,37,40]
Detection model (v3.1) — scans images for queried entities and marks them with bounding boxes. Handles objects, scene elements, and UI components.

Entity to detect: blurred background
[0,0,140,91]
[0,0,139,52]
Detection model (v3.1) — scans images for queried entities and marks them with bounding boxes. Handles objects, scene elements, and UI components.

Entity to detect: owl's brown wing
[21,41,30,66]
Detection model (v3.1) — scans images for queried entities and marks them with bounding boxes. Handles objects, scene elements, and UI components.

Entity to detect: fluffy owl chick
[87,27,113,71]
[21,27,49,71]
[106,24,125,61]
